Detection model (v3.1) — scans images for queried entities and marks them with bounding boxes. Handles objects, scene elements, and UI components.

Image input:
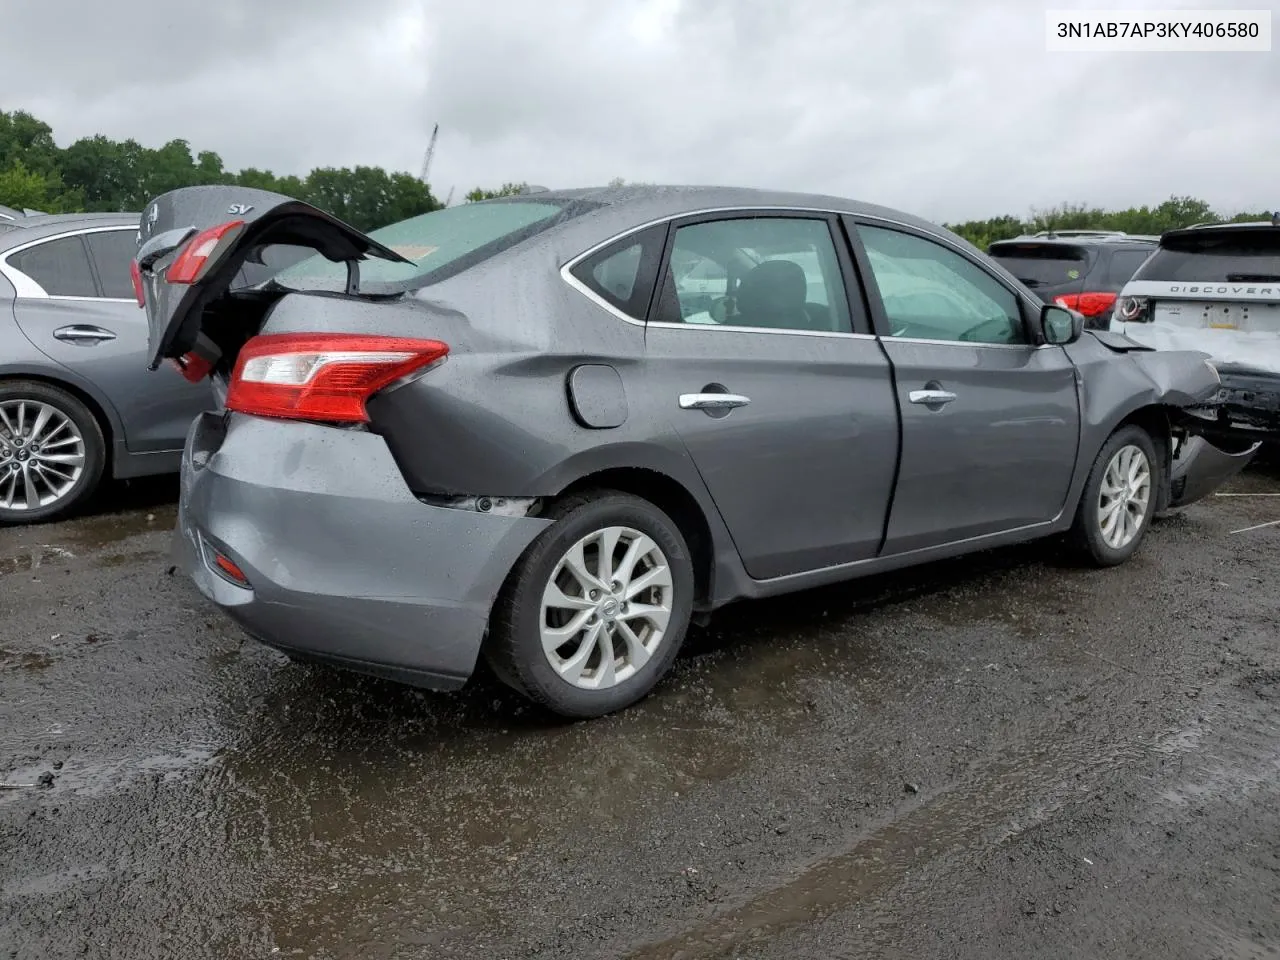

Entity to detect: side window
[1106,248,1153,286]
[657,217,853,333]
[84,230,138,299]
[858,225,1025,345]
[569,224,665,321]
[6,235,97,298]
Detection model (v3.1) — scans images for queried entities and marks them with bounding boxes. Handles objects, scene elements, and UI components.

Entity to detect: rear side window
[6,235,97,297]
[1135,229,1280,283]
[1106,248,1153,286]
[274,200,593,292]
[569,225,666,321]
[988,242,1090,290]
[84,229,139,299]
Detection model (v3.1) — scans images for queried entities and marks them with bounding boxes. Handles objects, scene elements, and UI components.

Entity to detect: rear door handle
[679,393,751,411]
[908,389,957,406]
[53,325,116,344]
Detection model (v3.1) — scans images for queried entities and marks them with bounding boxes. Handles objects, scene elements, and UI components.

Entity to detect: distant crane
[444,186,455,207]
[419,123,439,184]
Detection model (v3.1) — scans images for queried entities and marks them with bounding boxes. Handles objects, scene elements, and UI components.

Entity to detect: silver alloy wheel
[540,525,674,690]
[1097,443,1151,550]
[0,400,87,511]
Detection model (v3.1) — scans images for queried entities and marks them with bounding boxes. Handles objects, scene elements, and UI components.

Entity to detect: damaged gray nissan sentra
[133,184,1268,718]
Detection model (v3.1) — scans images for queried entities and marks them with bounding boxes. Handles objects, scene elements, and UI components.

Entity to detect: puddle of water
[0,545,75,576]
[52,504,177,551]
[0,648,55,671]
[0,746,218,802]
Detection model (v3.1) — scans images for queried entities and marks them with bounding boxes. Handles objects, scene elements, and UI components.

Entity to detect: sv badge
[227,203,254,216]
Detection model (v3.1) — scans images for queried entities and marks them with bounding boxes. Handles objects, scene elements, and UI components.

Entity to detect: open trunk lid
[135,185,411,370]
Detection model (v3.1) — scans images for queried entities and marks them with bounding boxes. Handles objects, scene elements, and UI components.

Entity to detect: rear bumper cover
[175,412,552,689]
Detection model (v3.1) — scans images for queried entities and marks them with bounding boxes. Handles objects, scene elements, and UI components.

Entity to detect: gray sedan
[136,184,1260,718]
[0,211,213,522]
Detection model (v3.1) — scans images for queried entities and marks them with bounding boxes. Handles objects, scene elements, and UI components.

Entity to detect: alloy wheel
[0,400,87,511]
[540,525,674,690]
[1096,443,1151,550]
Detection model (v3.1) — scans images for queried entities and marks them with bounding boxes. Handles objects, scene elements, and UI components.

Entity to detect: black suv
[988,231,1157,329]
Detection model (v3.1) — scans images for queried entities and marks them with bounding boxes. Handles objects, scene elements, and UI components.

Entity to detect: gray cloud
[2,0,1277,222]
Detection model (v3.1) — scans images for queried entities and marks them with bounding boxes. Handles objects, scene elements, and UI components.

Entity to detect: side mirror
[1040,304,1082,345]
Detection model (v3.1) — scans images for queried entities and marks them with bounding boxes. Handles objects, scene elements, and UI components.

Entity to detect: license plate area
[1154,299,1280,332]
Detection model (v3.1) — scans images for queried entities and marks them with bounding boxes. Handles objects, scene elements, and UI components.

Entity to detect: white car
[1110,218,1280,498]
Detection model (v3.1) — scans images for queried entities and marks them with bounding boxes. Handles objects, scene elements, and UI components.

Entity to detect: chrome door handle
[679,393,751,411]
[53,325,116,344]
[909,389,957,405]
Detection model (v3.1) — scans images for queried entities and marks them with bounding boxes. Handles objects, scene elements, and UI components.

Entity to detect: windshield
[987,242,1090,289]
[271,200,575,292]
[1136,229,1280,283]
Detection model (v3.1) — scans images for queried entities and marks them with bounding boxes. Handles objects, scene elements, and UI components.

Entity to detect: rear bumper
[175,412,552,689]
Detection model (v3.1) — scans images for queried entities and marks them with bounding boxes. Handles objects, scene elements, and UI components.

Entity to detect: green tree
[0,160,82,213]
[0,111,61,179]
[465,182,528,202]
[301,166,440,230]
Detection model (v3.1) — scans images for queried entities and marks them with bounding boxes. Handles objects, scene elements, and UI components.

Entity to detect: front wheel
[485,490,695,719]
[1068,424,1160,566]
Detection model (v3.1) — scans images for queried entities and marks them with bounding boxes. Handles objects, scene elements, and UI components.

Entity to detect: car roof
[0,211,139,250]
[512,184,971,246]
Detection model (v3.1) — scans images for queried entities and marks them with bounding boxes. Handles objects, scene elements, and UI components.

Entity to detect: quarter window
[859,226,1025,345]
[657,217,852,333]
[7,235,97,298]
[84,230,139,299]
[569,224,666,321]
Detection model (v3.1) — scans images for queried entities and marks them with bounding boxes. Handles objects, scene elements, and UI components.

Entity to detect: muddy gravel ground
[1,464,1278,960]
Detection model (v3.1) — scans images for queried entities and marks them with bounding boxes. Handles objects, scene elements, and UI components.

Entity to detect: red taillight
[225,333,449,423]
[1053,291,1118,317]
[165,220,244,285]
[167,352,215,383]
[130,259,145,307]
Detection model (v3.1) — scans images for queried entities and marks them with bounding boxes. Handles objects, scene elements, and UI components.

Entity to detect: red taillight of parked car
[165,220,245,285]
[130,259,145,307]
[225,333,449,423]
[1053,291,1117,318]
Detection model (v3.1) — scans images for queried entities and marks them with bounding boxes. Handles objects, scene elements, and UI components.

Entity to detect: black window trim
[843,215,1047,350]
[567,223,668,324]
[0,225,138,301]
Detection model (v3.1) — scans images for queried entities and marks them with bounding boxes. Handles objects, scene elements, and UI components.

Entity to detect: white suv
[1111,218,1280,441]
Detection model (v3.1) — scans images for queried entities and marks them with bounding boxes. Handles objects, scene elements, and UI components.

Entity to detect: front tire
[1068,424,1160,566]
[0,381,105,525]
[486,490,695,719]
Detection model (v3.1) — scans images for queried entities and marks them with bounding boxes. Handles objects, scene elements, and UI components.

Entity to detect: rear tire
[0,380,105,525]
[485,490,695,719]
[1068,424,1160,566]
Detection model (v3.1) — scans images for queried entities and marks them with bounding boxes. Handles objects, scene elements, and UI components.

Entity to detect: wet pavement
[1,467,1278,959]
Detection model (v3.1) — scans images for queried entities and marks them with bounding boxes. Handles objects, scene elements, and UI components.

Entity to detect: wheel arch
[554,466,718,610]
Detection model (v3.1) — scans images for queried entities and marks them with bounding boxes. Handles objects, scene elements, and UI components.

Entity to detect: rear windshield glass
[1135,229,1280,283]
[987,243,1090,289]
[271,200,583,292]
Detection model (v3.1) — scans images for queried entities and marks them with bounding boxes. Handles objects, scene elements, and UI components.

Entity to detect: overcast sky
[2,0,1277,222]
